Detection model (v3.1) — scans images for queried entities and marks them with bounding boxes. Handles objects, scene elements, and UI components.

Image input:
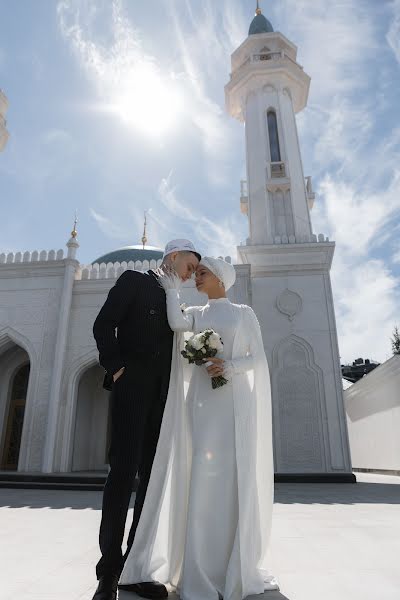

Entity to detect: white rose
[209,333,223,352]
[191,335,203,350]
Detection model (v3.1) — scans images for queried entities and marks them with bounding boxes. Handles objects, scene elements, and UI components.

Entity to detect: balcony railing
[270,162,286,178]
[252,51,282,62]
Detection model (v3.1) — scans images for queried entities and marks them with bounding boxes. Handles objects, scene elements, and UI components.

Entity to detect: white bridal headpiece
[200,257,236,291]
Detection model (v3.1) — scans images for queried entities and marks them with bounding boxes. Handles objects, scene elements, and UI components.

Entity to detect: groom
[92,239,201,600]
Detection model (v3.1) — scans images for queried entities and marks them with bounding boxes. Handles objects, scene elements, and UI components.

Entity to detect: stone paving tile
[0,472,399,600]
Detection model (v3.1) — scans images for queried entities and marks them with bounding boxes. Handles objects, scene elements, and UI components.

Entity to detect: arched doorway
[1,363,30,470]
[72,364,111,472]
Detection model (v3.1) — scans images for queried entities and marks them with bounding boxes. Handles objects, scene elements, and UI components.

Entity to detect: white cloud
[158,172,239,258]
[90,208,129,241]
[164,0,240,186]
[332,251,399,364]
[315,173,400,258]
[386,0,400,64]
[279,0,378,102]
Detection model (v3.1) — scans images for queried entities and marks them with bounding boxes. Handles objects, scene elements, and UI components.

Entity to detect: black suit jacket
[93,269,173,391]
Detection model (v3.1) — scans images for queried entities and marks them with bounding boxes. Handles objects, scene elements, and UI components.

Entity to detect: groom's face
[172,252,199,281]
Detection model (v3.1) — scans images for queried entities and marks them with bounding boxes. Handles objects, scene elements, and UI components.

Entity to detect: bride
[119,257,279,600]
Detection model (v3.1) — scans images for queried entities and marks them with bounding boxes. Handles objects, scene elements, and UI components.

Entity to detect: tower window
[267,110,281,162]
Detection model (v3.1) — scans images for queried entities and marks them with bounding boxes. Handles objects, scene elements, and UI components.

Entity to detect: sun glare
[110,67,182,137]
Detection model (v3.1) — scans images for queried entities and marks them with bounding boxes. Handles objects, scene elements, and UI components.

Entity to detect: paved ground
[0,472,399,600]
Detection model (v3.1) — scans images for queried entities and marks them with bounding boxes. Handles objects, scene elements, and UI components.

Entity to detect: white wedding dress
[120,294,279,600]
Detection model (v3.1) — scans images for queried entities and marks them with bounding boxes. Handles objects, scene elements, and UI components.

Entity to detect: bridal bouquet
[181,329,228,389]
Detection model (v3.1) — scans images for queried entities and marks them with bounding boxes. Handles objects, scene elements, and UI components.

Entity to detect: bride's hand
[204,357,225,377]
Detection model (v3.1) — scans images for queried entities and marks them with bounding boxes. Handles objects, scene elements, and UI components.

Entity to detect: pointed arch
[0,326,38,367]
[0,326,37,471]
[59,347,106,471]
[272,335,330,472]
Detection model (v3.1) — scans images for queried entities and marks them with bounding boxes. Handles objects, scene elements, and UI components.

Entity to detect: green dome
[92,245,163,265]
[249,13,274,35]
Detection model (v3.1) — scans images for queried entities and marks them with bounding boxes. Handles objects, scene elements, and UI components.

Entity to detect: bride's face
[195,264,220,295]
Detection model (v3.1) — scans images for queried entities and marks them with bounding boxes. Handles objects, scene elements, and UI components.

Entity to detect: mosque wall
[0,255,66,471]
[251,271,352,474]
[344,355,400,472]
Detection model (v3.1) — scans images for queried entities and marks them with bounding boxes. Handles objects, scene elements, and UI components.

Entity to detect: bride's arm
[165,289,195,332]
[157,270,195,332]
[223,306,265,378]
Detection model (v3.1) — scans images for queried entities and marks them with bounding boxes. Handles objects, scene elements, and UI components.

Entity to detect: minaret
[0,89,10,151]
[225,4,353,480]
[225,3,314,246]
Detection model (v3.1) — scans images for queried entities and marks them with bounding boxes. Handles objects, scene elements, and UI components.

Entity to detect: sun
[110,66,182,137]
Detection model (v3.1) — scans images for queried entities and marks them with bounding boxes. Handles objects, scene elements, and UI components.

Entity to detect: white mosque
[0,6,354,482]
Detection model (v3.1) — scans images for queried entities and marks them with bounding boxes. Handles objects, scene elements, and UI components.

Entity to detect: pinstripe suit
[92,269,173,579]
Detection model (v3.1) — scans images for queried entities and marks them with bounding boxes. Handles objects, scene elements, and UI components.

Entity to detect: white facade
[225,27,352,475]
[344,355,400,472]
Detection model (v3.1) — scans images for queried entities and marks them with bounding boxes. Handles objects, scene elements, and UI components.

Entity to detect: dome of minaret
[249,8,274,36]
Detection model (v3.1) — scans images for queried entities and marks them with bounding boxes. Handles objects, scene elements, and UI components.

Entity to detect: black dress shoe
[118,581,168,599]
[92,574,119,600]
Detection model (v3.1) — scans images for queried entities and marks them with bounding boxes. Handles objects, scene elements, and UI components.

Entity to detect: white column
[42,236,79,472]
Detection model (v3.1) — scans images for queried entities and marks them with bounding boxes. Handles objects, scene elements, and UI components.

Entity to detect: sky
[1,0,400,364]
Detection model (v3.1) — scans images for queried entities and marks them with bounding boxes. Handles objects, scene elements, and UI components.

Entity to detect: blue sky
[1,0,400,363]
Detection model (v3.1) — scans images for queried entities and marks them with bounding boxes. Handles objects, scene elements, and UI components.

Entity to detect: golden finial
[71,210,78,238]
[256,0,262,15]
[141,211,148,249]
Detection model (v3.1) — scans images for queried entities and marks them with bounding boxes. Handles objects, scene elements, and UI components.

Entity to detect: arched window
[267,110,281,162]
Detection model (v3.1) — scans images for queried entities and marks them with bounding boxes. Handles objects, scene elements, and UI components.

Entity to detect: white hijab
[200,256,236,291]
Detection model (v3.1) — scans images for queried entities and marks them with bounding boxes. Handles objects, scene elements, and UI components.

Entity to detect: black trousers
[96,356,171,579]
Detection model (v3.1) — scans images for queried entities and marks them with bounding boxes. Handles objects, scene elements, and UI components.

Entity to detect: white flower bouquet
[181,329,228,389]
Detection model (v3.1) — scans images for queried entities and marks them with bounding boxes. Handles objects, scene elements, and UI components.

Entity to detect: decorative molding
[0,249,64,264]
[282,87,292,99]
[237,242,335,275]
[267,181,290,193]
[272,334,329,472]
[276,288,302,321]
[263,84,276,94]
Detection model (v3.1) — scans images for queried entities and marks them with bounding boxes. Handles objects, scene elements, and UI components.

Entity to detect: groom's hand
[113,366,125,382]
[205,357,224,377]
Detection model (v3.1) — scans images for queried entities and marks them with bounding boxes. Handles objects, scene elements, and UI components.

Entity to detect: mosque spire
[141,211,148,249]
[67,209,79,259]
[256,0,262,15]
[71,210,78,239]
